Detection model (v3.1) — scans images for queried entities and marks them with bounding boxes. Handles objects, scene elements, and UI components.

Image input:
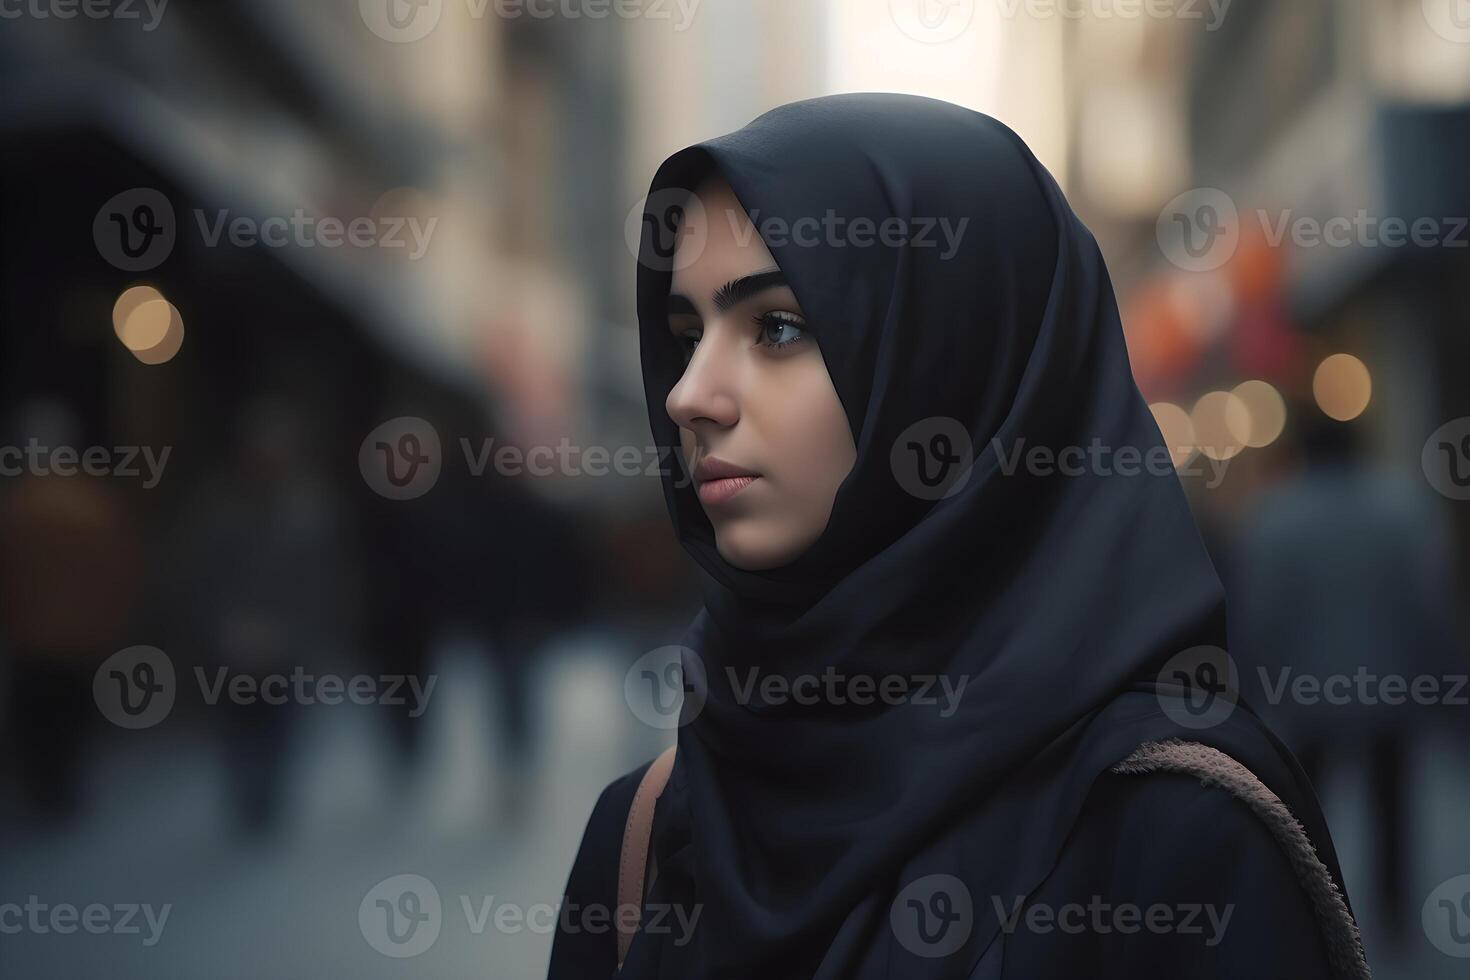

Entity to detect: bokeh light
[111,285,165,348]
[1230,379,1287,448]
[1190,390,1249,461]
[1312,353,1372,421]
[111,285,184,365]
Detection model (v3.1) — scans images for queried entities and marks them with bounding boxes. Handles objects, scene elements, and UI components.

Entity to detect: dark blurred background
[1,1,1468,976]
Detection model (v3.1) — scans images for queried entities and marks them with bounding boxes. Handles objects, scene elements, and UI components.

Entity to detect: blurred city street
[1,638,674,978]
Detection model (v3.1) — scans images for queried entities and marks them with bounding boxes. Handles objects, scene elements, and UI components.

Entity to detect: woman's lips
[696,474,760,505]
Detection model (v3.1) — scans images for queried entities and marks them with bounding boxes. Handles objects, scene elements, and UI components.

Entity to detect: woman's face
[665,175,856,571]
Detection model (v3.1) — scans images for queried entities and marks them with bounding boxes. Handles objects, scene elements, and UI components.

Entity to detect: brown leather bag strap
[616,745,677,970]
[1112,739,1372,980]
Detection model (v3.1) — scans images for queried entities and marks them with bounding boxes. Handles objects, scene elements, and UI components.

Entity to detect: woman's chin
[713,520,809,572]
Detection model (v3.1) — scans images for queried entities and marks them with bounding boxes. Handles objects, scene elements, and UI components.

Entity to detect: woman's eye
[755,312,809,350]
[676,332,700,361]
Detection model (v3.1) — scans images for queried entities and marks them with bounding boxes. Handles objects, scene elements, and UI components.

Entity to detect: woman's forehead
[670,182,780,304]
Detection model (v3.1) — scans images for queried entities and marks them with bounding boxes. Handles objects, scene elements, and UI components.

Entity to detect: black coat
[548,751,1350,979]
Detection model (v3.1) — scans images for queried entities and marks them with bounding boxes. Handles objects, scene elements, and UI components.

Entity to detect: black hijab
[627,93,1343,979]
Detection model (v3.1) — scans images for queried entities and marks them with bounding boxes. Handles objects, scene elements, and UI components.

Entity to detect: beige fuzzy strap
[1112,739,1372,980]
[616,745,677,970]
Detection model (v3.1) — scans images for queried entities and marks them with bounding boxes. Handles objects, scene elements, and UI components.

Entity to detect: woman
[549,93,1370,979]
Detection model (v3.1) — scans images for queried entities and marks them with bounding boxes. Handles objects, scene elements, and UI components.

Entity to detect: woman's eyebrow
[712,269,785,313]
[666,268,787,320]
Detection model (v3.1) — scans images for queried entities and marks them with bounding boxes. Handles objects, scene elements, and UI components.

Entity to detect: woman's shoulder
[1089,741,1356,932]
[1078,755,1305,882]
[1096,739,1351,907]
[1009,740,1367,979]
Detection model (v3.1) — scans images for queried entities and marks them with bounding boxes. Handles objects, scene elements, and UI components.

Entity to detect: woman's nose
[666,332,740,431]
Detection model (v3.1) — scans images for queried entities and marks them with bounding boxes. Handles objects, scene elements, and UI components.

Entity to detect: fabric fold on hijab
[627,93,1348,980]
